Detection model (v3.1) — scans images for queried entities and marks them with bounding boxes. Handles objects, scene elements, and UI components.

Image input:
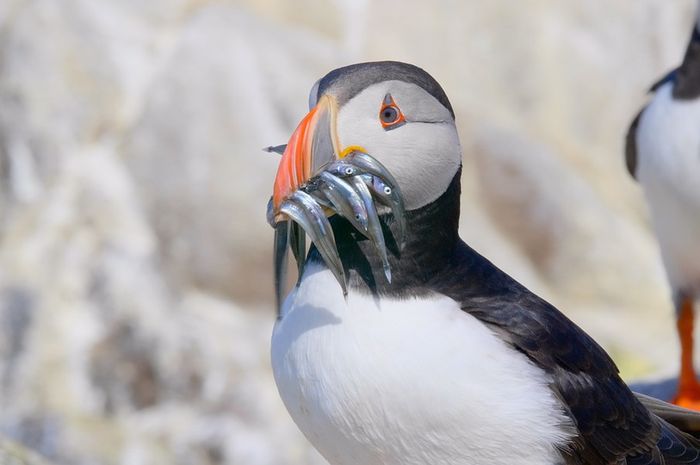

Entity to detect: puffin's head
[272,61,461,219]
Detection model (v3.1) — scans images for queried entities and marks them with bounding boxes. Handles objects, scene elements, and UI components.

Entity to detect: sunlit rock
[0,0,696,464]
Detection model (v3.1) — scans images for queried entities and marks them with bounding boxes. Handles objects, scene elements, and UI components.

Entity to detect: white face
[333,81,462,211]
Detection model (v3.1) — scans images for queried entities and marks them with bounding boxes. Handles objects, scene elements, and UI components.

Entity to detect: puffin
[626,7,700,410]
[269,61,700,465]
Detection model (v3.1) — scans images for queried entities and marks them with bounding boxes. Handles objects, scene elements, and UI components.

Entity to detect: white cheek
[391,123,461,208]
[337,117,461,210]
[334,81,462,210]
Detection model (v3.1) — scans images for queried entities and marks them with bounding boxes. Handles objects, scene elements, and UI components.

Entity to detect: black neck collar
[335,167,461,296]
[304,167,522,301]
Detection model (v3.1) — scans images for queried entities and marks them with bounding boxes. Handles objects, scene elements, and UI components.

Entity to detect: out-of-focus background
[0,0,696,464]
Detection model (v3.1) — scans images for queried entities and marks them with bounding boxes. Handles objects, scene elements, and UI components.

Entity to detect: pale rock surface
[0,436,53,465]
[0,0,696,464]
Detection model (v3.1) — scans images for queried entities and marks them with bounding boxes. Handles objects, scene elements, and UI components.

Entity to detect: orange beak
[272,95,340,223]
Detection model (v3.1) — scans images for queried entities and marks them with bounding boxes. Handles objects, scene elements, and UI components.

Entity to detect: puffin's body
[271,61,700,464]
[272,264,572,465]
[626,10,700,410]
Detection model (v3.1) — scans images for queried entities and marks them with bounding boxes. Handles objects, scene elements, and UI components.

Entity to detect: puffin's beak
[272,94,340,222]
[269,93,405,312]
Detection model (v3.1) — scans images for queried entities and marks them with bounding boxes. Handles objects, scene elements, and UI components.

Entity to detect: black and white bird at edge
[266,61,700,465]
[626,2,700,412]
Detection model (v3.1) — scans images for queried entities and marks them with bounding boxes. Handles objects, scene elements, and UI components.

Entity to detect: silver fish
[318,172,369,235]
[324,159,361,179]
[273,220,290,316]
[344,151,401,193]
[289,221,306,278]
[325,155,405,248]
[271,152,405,297]
[280,191,347,295]
[363,175,406,250]
[349,175,391,283]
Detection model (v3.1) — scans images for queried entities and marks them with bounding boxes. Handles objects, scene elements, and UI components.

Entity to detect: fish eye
[344,167,354,176]
[379,94,406,130]
[383,186,392,195]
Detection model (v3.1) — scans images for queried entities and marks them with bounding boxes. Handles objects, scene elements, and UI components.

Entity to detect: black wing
[463,292,660,464]
[637,393,700,437]
[646,27,700,99]
[442,243,700,464]
[673,27,700,100]
[650,69,678,93]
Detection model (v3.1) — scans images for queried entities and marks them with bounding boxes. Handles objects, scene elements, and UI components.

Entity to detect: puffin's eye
[381,107,398,123]
[379,94,405,130]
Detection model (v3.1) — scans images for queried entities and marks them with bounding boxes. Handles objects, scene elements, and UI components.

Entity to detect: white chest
[271,264,574,465]
[636,83,700,292]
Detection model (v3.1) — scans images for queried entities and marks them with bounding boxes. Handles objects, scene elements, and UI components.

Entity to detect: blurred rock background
[0,0,696,464]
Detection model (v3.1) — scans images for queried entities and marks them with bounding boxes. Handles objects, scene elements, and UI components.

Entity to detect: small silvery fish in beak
[268,93,405,312]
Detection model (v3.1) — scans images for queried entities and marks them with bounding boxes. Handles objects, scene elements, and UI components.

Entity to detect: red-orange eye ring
[379,94,405,130]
